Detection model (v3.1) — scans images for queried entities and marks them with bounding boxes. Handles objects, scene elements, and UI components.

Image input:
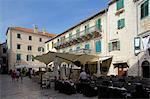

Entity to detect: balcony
[69,48,91,54]
[54,25,102,50]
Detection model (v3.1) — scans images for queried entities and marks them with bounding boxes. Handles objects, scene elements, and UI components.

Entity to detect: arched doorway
[142,60,150,78]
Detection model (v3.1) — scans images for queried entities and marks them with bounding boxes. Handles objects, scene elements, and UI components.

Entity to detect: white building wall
[7,29,51,70]
[107,0,138,76]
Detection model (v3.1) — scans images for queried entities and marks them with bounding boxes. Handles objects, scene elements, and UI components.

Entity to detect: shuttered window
[118,19,125,29]
[95,40,101,53]
[109,41,120,52]
[85,24,89,33]
[76,29,80,38]
[141,0,149,19]
[16,54,21,61]
[76,45,80,51]
[85,43,90,49]
[117,0,124,10]
[96,19,101,30]
[69,33,72,40]
[27,55,33,61]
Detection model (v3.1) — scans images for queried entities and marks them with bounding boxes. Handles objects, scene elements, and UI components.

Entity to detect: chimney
[42,28,46,34]
[33,25,38,33]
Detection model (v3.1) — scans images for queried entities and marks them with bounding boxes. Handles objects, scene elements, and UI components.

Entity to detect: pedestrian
[16,70,20,82]
[11,70,16,82]
[20,70,23,83]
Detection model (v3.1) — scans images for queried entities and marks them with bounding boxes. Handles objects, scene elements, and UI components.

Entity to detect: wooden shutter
[96,19,101,30]
[85,43,90,49]
[117,41,120,50]
[95,40,101,53]
[117,0,124,10]
[108,43,112,52]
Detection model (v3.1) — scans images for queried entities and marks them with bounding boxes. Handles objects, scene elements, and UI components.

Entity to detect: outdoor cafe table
[98,85,128,99]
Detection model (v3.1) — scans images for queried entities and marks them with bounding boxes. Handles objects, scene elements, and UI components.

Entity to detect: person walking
[16,70,20,82]
[11,70,16,82]
[20,70,23,83]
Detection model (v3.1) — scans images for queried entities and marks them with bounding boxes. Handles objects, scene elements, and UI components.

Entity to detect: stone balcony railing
[68,48,92,54]
[54,25,102,50]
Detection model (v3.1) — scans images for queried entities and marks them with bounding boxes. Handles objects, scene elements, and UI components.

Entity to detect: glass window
[17,33,21,39]
[117,0,124,10]
[16,54,21,61]
[118,19,125,29]
[109,41,120,52]
[38,47,41,52]
[28,45,32,51]
[39,38,42,42]
[17,44,21,49]
[85,43,90,49]
[95,40,101,53]
[29,36,32,40]
[141,0,149,19]
[27,55,33,61]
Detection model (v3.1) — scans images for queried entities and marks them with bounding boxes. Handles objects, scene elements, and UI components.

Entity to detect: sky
[0,0,108,43]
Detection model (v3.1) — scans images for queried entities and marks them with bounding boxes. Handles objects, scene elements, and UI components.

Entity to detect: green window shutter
[69,33,72,40]
[27,55,29,61]
[117,0,124,10]
[118,20,121,29]
[17,54,21,61]
[108,43,112,52]
[141,0,149,19]
[96,19,101,30]
[32,55,34,61]
[118,19,125,29]
[76,29,80,38]
[117,41,120,50]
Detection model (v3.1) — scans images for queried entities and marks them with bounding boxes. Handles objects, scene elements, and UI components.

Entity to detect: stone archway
[141,60,150,78]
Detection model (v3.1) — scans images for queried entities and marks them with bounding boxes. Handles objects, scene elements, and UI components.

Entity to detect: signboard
[134,37,141,56]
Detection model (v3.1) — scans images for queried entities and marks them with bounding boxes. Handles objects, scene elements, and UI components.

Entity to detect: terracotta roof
[6,27,56,38]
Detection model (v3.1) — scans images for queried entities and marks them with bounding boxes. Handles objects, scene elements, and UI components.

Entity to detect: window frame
[16,53,21,61]
[39,38,42,42]
[141,0,149,19]
[29,36,32,40]
[28,45,32,51]
[17,33,21,39]
[17,44,21,49]
[118,19,125,29]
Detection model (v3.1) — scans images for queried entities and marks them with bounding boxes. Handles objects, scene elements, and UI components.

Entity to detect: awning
[35,51,101,66]
[73,54,100,64]
[99,56,113,62]
[35,51,80,65]
[113,61,129,68]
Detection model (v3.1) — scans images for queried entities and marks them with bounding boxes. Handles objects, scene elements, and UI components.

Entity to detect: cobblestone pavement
[0,75,97,99]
